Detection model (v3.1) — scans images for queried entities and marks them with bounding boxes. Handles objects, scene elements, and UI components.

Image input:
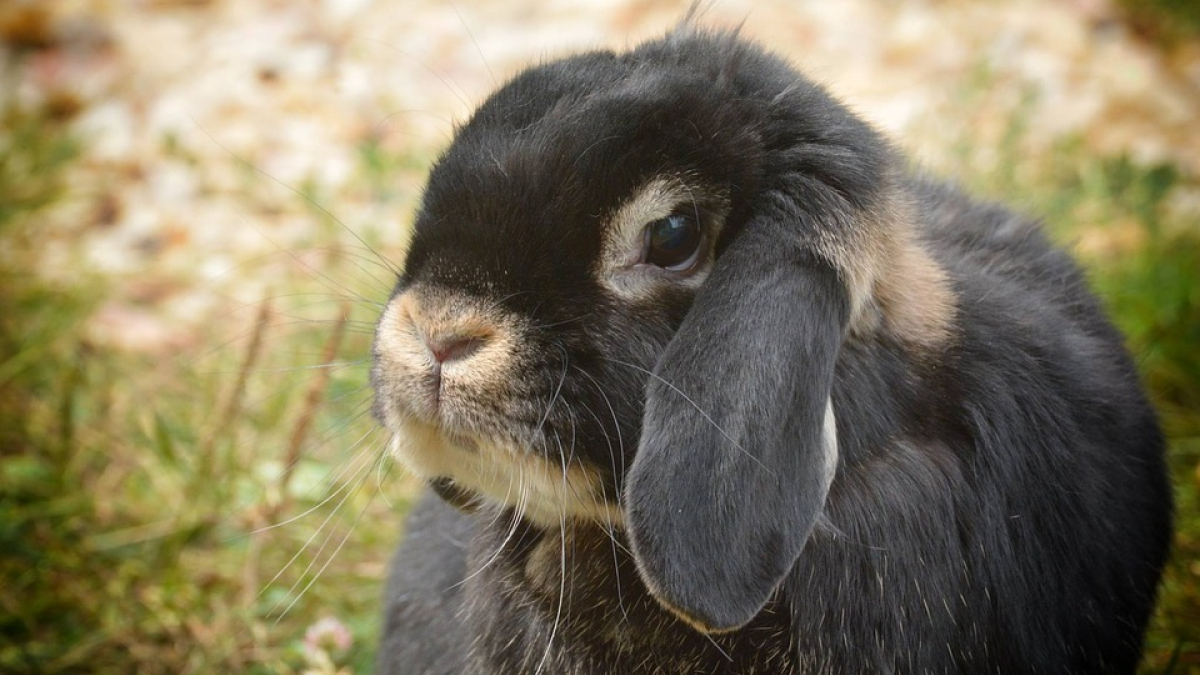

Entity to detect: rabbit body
[373,27,1172,675]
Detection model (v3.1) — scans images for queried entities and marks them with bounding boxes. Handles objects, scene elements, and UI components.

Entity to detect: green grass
[2,68,1199,675]
[1090,169,1200,675]
[1116,0,1200,47]
[0,104,418,673]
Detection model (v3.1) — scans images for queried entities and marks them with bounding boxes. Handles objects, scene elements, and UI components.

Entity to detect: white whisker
[450,472,526,590]
[265,450,380,614]
[248,426,382,538]
[534,430,571,675]
[273,480,381,623]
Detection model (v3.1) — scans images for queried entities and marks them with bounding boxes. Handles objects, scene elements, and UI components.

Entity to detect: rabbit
[370,21,1173,675]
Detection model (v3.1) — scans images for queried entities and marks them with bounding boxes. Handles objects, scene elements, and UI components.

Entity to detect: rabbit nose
[424,333,484,364]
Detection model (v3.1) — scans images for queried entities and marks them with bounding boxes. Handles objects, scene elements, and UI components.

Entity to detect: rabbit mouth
[386,417,624,527]
[377,386,626,526]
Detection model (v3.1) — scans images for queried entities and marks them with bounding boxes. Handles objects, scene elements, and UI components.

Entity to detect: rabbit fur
[371,24,1173,675]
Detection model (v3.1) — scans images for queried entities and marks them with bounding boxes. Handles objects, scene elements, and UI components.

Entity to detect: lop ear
[625,216,849,633]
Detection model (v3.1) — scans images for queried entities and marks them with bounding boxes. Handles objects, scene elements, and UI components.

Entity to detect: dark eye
[643,213,703,271]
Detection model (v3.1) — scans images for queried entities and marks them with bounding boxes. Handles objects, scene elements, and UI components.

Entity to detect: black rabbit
[371,23,1172,675]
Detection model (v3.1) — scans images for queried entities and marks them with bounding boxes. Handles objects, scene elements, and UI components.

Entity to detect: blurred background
[1,0,1197,672]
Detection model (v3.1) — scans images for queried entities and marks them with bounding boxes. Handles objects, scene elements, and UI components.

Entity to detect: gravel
[4,0,1197,351]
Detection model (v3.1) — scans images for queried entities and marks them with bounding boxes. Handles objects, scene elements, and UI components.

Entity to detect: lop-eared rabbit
[371,23,1172,675]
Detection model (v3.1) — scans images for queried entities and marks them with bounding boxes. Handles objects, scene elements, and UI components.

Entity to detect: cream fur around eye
[596,176,726,300]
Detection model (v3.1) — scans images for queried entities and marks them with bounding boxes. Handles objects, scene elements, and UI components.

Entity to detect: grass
[0,103,418,673]
[1115,0,1200,47]
[2,51,1199,675]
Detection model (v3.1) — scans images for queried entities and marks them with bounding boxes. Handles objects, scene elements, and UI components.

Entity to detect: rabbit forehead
[417,57,756,229]
[408,139,735,316]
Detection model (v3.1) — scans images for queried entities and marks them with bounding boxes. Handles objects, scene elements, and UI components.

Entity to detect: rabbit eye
[643,214,702,271]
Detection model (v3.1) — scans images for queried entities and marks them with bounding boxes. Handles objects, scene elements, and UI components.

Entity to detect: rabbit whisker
[548,350,619,521]
[553,380,637,627]
[241,215,387,309]
[450,470,527,591]
[248,425,382,539]
[449,2,497,86]
[372,108,458,151]
[375,446,398,509]
[562,362,636,622]
[702,632,734,663]
[274,478,381,624]
[599,504,632,624]
[568,363,627,489]
[192,121,400,280]
[284,403,378,492]
[301,244,402,274]
[266,244,394,297]
[266,449,382,617]
[334,251,399,296]
[224,290,376,316]
[534,430,571,675]
[482,290,535,316]
[551,346,579,461]
[247,359,369,374]
[572,135,623,169]
[369,39,473,110]
[532,312,596,331]
[532,345,571,442]
[255,441,378,602]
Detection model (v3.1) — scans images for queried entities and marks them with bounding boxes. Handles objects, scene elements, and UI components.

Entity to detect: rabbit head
[372,28,955,634]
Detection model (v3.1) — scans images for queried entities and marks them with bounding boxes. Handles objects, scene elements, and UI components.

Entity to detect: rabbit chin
[388,418,625,528]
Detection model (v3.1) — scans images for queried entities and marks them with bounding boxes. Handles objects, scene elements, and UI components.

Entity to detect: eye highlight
[643,213,703,271]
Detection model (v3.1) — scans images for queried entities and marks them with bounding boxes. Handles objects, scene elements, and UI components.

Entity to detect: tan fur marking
[647,590,743,636]
[374,294,440,421]
[874,233,956,348]
[602,177,685,271]
[524,527,567,594]
[397,290,499,345]
[814,191,956,348]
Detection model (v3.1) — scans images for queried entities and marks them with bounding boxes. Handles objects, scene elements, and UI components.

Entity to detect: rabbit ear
[624,216,849,633]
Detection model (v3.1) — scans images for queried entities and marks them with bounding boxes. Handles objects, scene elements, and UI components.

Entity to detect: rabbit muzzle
[373,286,622,527]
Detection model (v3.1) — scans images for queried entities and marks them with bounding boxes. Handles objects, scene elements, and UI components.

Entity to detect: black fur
[374,27,1172,674]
